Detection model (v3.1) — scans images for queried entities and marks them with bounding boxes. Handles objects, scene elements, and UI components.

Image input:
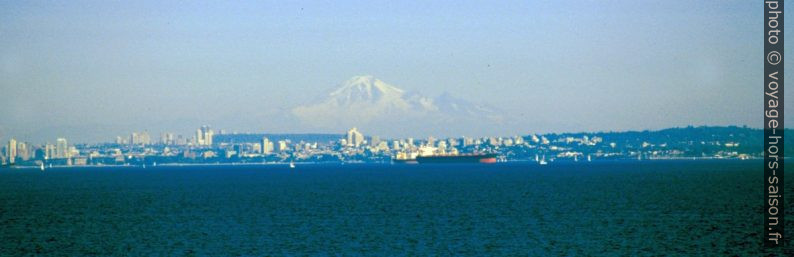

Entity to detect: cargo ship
[394,153,497,164]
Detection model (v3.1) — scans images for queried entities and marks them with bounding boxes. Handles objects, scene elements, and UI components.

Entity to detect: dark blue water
[0,161,789,255]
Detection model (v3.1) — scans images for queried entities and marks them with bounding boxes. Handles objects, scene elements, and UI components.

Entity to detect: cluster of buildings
[0,125,764,168]
[2,138,73,165]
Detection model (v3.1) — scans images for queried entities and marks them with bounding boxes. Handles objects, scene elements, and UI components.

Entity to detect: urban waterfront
[1,126,784,169]
[0,160,787,255]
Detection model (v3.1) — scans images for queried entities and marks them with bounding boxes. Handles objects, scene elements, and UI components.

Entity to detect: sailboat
[39,163,45,171]
[289,161,295,169]
[539,155,548,165]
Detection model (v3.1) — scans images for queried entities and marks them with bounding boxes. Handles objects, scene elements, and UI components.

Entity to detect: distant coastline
[0,156,772,170]
[1,126,789,168]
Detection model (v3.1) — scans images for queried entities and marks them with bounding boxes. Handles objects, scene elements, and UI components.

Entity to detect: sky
[0,0,786,143]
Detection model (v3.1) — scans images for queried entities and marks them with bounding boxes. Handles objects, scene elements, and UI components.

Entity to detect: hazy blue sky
[0,1,787,143]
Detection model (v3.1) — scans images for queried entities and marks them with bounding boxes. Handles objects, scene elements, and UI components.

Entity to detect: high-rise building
[7,139,16,164]
[261,137,274,154]
[56,138,69,158]
[346,127,364,147]
[130,132,138,146]
[205,129,213,145]
[45,144,55,160]
[17,142,29,161]
[161,133,175,145]
[130,131,151,145]
[196,126,214,146]
[195,129,203,146]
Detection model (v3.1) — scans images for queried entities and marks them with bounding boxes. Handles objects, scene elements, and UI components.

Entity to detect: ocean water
[0,160,789,256]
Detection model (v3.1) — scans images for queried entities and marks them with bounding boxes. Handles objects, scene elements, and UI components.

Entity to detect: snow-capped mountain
[291,75,502,136]
[321,75,436,112]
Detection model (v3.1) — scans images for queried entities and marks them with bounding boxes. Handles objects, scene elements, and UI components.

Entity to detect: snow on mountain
[291,75,502,135]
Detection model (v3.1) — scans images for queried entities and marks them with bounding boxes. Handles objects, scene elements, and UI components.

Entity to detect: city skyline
[0,125,772,168]
[1,1,789,143]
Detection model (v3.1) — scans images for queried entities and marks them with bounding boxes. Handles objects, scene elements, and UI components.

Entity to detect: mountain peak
[329,75,404,104]
[346,75,376,85]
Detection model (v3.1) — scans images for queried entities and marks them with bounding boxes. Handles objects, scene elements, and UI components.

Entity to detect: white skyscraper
[205,130,213,145]
[45,144,55,160]
[56,138,69,158]
[7,139,16,164]
[346,127,364,147]
[261,137,274,154]
[196,126,214,146]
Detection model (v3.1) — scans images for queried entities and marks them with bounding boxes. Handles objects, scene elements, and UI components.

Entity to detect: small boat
[289,162,295,169]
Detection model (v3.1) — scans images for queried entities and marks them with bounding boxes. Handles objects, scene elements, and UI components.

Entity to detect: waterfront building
[56,138,69,158]
[7,139,16,164]
[45,144,55,159]
[196,126,214,146]
[195,129,202,145]
[17,142,29,161]
[262,137,274,154]
[346,127,364,147]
